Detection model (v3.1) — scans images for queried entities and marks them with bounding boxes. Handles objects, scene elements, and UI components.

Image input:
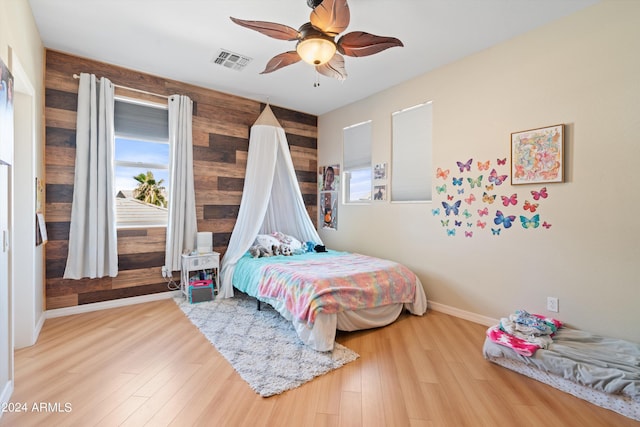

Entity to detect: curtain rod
[72,73,169,99]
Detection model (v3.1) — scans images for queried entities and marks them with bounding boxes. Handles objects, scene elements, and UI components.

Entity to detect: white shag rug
[175,292,359,397]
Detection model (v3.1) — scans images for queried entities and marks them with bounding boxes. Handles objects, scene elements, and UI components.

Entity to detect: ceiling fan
[230,0,403,81]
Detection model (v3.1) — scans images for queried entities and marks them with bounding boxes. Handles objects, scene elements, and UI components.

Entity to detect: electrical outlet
[161,266,169,278]
[547,297,559,313]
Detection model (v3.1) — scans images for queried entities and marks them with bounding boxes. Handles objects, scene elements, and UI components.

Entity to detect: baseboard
[45,290,182,319]
[0,379,14,415]
[428,301,497,327]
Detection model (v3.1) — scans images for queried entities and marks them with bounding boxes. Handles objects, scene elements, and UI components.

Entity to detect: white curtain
[165,94,197,271]
[64,73,118,279]
[219,105,322,298]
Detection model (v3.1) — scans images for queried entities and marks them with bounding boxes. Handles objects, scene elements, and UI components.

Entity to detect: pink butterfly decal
[436,167,450,179]
[456,158,472,173]
[523,200,539,212]
[488,168,508,186]
[477,160,490,171]
[531,187,548,200]
[497,158,507,165]
[501,193,518,206]
[464,194,476,205]
[465,231,473,238]
[477,207,489,217]
[542,221,552,229]
[476,220,486,229]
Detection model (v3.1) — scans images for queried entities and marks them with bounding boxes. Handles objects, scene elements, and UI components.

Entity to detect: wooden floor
[1,299,637,427]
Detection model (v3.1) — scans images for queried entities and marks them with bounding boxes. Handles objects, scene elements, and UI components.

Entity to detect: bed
[232,249,428,351]
[483,328,640,421]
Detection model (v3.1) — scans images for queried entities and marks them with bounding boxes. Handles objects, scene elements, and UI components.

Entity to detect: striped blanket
[255,252,418,328]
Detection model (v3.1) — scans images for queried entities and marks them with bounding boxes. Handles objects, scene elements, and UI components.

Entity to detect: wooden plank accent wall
[44,50,318,310]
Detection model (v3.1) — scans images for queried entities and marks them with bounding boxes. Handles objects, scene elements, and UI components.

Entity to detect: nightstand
[180,252,220,302]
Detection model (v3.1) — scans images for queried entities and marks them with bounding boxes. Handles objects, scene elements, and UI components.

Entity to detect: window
[391,101,433,202]
[114,98,170,228]
[343,120,372,203]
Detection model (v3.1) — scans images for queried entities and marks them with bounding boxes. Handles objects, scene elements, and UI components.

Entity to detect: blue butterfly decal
[520,214,540,229]
[442,200,461,216]
[491,228,501,235]
[454,220,462,227]
[488,168,508,186]
[456,158,473,173]
[494,210,516,228]
[452,177,463,186]
[431,208,441,216]
[467,175,483,188]
[446,229,456,236]
[457,188,465,194]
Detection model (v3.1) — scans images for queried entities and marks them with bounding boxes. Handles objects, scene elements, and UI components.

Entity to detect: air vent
[212,49,252,71]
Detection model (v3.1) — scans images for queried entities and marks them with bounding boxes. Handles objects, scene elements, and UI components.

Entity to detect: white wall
[318,1,640,343]
[0,0,45,404]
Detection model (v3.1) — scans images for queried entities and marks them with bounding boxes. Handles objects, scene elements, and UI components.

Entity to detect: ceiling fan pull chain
[314,71,320,87]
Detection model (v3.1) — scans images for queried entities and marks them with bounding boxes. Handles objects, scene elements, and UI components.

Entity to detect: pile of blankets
[486,310,563,357]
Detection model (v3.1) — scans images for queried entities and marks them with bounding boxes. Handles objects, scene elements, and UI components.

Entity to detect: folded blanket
[487,310,564,356]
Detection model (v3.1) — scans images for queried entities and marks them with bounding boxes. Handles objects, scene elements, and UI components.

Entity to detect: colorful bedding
[233,250,418,328]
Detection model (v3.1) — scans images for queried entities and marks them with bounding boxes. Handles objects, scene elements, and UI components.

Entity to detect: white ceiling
[28,0,599,116]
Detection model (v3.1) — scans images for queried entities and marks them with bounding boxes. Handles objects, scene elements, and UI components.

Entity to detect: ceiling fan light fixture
[296,37,336,66]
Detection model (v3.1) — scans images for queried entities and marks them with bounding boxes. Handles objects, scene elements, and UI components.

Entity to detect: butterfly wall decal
[436,168,450,179]
[447,194,454,200]
[494,210,516,228]
[520,214,540,229]
[452,177,463,186]
[467,175,483,188]
[491,228,501,235]
[465,231,473,237]
[462,209,472,219]
[446,229,456,236]
[482,192,496,204]
[456,158,472,173]
[542,221,552,229]
[501,193,518,206]
[454,220,462,227]
[488,168,508,186]
[431,208,440,216]
[497,158,507,165]
[476,220,486,229]
[531,187,548,200]
[485,184,494,191]
[477,207,489,216]
[441,219,449,226]
[442,200,461,216]
[477,160,490,171]
[523,200,539,212]
[436,184,447,194]
[464,194,476,205]
[457,189,464,194]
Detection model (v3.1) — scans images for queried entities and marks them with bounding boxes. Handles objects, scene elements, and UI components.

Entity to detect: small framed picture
[374,163,387,180]
[373,185,386,201]
[511,124,564,185]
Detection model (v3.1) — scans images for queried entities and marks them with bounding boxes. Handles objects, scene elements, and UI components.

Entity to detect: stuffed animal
[280,244,293,256]
[249,245,271,258]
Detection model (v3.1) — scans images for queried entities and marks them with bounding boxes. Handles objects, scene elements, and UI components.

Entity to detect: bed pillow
[271,232,303,252]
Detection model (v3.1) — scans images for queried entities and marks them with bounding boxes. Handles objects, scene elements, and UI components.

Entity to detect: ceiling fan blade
[315,53,347,81]
[337,31,404,57]
[230,17,299,41]
[310,0,350,37]
[260,51,302,74]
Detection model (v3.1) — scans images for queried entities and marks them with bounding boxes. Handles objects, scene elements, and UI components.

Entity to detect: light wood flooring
[1,298,637,427]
